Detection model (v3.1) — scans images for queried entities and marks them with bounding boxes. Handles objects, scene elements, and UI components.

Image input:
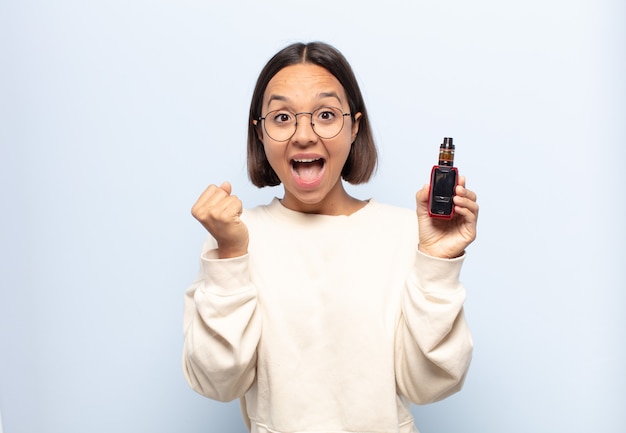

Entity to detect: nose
[292,112,317,146]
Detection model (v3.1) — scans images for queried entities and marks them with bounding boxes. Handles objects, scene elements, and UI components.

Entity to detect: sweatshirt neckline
[266,197,377,223]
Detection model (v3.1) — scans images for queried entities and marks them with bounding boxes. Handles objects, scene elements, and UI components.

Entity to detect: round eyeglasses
[257,106,351,142]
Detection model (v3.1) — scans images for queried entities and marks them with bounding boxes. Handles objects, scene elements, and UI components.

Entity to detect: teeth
[293,158,320,163]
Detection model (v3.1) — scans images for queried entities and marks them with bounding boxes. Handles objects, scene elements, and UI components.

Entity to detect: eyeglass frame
[256,106,352,142]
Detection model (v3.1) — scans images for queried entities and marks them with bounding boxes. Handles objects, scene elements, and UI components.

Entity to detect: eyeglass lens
[262,107,347,141]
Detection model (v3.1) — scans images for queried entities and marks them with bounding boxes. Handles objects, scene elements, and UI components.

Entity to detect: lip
[289,153,326,190]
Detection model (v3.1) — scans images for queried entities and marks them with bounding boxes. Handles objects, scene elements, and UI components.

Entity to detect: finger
[192,184,231,218]
[219,181,232,195]
[453,194,479,218]
[454,184,477,201]
[415,184,430,203]
[196,184,224,204]
[466,188,478,203]
[457,205,479,227]
[452,206,478,234]
[192,185,217,216]
[454,187,478,205]
[457,175,466,188]
[223,196,243,219]
[204,182,235,206]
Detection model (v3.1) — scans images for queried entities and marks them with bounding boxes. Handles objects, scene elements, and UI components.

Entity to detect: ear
[351,112,362,143]
[253,119,264,142]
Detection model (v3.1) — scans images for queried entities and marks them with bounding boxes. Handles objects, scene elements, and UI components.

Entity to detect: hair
[247,42,378,187]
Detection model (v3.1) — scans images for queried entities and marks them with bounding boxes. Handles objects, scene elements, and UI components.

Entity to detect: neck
[281,182,366,216]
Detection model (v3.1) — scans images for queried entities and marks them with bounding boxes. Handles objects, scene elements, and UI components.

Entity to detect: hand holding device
[417,137,478,258]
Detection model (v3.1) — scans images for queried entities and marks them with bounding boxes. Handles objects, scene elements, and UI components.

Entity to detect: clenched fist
[191,181,249,259]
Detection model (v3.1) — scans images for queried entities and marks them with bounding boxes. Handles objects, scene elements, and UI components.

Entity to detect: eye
[269,111,294,125]
[315,107,339,123]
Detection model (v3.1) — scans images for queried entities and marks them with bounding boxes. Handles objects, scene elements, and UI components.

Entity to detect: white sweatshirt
[183,198,473,433]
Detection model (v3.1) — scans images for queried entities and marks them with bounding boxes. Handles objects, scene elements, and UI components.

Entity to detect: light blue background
[1,1,624,432]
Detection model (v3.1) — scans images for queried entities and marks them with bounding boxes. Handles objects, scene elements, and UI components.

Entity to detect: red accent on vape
[428,137,458,219]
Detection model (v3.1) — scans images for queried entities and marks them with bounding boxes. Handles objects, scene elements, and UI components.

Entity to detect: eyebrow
[266,95,290,106]
[318,91,343,104]
[265,91,344,108]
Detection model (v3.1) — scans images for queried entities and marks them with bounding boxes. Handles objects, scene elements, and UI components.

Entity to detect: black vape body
[428,137,458,219]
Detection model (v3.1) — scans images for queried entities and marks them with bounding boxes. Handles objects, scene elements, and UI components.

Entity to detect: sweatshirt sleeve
[395,249,473,405]
[182,239,262,402]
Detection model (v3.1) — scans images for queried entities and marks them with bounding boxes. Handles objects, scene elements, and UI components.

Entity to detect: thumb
[219,181,232,195]
[416,183,429,204]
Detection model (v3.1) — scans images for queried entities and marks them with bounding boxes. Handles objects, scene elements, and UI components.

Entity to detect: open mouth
[291,158,326,184]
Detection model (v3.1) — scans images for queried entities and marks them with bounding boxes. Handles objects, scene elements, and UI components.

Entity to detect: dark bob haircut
[247,42,377,187]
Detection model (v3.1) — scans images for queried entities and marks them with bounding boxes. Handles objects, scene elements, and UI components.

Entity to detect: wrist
[216,240,248,259]
[418,244,464,259]
[217,248,248,259]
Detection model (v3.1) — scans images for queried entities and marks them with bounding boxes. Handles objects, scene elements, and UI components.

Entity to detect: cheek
[330,134,354,162]
[263,144,275,164]
[262,143,286,170]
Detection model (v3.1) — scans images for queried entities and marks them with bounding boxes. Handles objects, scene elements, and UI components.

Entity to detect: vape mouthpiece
[438,137,455,166]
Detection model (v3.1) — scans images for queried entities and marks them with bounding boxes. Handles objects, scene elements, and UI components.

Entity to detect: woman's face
[257,63,361,214]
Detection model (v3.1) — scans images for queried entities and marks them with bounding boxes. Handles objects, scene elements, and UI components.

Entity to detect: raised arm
[183,182,261,401]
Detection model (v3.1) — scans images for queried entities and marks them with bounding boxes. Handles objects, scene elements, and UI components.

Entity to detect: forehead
[263,63,347,106]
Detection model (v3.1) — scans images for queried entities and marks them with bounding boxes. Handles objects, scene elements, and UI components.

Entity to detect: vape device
[428,137,458,219]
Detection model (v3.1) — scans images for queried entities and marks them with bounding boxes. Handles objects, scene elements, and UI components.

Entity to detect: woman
[183,41,478,433]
